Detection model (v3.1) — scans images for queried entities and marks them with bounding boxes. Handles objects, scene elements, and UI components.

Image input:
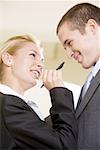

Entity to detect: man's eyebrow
[63,39,68,46]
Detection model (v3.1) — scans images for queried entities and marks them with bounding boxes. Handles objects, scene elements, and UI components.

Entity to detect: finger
[41,69,48,82]
[47,70,54,84]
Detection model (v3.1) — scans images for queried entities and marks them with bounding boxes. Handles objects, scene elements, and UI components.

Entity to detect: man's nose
[66,47,74,59]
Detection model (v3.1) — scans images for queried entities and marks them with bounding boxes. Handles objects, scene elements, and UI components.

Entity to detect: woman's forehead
[18,42,44,58]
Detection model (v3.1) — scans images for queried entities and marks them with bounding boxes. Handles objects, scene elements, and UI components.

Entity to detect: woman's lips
[31,70,40,79]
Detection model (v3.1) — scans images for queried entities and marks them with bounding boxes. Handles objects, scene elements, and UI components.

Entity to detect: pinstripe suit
[76,70,100,150]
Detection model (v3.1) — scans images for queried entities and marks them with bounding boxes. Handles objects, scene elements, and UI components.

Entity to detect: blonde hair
[0,34,40,80]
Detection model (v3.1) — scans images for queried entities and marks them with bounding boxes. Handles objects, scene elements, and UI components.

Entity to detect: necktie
[82,73,94,98]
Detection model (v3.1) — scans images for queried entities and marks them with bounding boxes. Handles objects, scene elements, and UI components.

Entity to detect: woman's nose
[36,59,44,69]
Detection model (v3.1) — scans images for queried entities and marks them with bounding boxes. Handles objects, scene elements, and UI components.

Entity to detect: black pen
[40,61,65,88]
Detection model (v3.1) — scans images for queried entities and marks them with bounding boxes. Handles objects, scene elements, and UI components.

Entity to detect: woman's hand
[41,69,64,90]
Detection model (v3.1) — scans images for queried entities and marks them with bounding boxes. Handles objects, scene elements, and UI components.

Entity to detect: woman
[0,35,77,150]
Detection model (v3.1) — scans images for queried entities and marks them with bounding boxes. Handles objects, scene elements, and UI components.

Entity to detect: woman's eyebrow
[30,49,38,55]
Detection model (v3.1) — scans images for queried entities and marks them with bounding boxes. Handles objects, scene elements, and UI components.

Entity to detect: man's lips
[73,52,82,63]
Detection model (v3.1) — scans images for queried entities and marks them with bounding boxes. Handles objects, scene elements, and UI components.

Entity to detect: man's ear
[1,52,13,66]
[86,19,98,34]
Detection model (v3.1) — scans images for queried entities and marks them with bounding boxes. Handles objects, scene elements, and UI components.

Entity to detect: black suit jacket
[0,87,77,150]
[75,70,100,150]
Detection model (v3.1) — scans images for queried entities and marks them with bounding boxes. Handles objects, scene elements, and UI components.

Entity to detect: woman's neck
[0,79,24,95]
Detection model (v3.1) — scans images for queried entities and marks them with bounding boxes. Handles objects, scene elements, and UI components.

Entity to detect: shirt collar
[92,58,100,77]
[0,83,28,103]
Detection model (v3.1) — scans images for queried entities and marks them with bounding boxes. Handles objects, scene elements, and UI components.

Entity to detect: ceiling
[0,0,99,42]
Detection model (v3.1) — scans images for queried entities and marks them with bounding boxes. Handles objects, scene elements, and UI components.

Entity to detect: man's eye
[67,41,72,46]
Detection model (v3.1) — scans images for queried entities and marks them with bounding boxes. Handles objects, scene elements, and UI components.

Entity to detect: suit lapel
[75,87,83,109]
[75,70,100,119]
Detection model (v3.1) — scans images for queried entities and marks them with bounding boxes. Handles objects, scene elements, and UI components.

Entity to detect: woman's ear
[1,52,13,66]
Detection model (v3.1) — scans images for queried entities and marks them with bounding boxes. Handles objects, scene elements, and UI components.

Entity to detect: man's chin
[82,64,91,69]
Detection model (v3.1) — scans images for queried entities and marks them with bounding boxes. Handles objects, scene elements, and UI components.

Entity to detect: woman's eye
[30,53,36,57]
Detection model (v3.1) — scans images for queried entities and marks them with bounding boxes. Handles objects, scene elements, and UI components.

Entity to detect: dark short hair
[56,3,100,34]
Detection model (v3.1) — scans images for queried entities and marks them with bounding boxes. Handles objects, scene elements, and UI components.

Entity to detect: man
[57,3,100,150]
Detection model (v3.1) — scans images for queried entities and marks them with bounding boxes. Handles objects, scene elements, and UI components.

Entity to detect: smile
[31,70,40,79]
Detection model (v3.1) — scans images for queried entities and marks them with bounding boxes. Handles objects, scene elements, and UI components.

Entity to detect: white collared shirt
[91,58,100,77]
[82,58,100,98]
[86,58,100,82]
[0,84,44,120]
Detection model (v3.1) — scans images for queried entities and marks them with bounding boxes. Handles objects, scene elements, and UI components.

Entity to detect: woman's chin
[32,79,38,86]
